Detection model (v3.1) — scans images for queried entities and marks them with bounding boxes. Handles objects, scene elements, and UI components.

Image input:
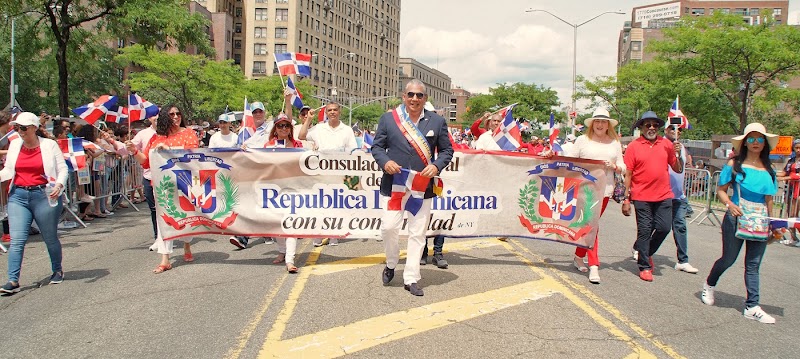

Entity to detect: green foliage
[462,82,561,128]
[348,103,385,130]
[518,181,542,223]
[211,174,238,220]
[155,176,186,219]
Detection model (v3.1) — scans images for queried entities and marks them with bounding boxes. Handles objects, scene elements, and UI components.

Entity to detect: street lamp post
[525,9,625,135]
[8,17,16,108]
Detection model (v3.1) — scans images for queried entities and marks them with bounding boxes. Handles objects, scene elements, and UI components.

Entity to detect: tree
[0,0,213,116]
[651,12,800,134]
[348,103,385,131]
[461,83,561,128]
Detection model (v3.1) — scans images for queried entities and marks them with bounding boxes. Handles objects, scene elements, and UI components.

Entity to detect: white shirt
[474,131,501,151]
[307,121,358,152]
[242,122,272,148]
[209,131,238,148]
[131,126,156,180]
[567,135,626,197]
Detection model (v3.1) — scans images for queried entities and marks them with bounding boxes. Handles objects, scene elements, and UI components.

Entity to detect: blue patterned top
[718,165,777,205]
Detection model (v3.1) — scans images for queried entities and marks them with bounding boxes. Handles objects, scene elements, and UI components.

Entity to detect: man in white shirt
[209,113,238,148]
[473,113,502,150]
[130,117,158,245]
[239,101,273,148]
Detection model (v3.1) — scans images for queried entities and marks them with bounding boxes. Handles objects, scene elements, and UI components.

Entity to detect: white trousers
[277,237,297,264]
[155,228,192,255]
[381,195,431,285]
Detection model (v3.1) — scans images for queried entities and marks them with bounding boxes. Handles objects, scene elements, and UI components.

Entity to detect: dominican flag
[317,105,328,123]
[492,104,522,151]
[388,168,431,216]
[58,138,87,172]
[128,93,159,122]
[538,176,579,221]
[237,97,256,145]
[105,105,128,124]
[173,169,218,214]
[519,119,531,132]
[72,95,117,125]
[668,95,691,129]
[362,132,373,152]
[1,129,20,143]
[548,113,563,153]
[286,77,305,109]
[274,52,312,77]
[770,217,800,230]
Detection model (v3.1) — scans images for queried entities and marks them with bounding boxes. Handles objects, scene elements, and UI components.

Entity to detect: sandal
[79,214,94,222]
[183,253,194,262]
[153,263,172,274]
[93,213,107,219]
[286,264,298,273]
[272,254,286,264]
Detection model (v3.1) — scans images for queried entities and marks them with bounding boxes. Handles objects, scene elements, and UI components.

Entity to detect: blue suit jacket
[372,110,454,199]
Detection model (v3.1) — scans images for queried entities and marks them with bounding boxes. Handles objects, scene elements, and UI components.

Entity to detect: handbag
[734,183,770,241]
[612,172,626,203]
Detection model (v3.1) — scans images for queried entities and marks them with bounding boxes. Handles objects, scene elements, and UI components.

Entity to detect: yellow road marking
[258,280,557,358]
[223,241,314,359]
[507,239,685,359]
[310,238,502,276]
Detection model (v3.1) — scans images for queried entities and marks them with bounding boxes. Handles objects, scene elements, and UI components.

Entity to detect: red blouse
[14,146,47,186]
[142,128,199,170]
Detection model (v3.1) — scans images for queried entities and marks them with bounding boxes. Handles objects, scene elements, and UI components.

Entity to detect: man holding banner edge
[372,79,454,296]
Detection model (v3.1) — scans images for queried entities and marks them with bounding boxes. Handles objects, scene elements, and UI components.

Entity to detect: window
[691,8,704,15]
[255,8,268,20]
[253,61,267,74]
[235,7,242,18]
[256,0,266,2]
[773,8,782,16]
[234,40,242,49]
[226,30,231,42]
[733,8,747,16]
[276,0,288,3]
[719,8,730,14]
[276,9,289,21]
[275,44,288,53]
[234,54,241,65]
[254,43,268,55]
[276,27,288,39]
[255,27,267,38]
[235,23,242,33]
[631,41,641,51]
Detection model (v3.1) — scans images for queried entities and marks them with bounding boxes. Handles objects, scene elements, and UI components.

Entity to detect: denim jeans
[423,235,445,257]
[671,198,689,264]
[7,186,63,283]
[706,212,768,308]
[143,179,157,240]
[633,199,673,270]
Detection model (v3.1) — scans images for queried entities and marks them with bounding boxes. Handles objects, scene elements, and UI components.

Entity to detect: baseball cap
[251,102,266,112]
[217,113,230,122]
[10,112,39,127]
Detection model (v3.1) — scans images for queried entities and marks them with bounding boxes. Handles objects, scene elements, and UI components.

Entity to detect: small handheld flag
[492,104,521,151]
[72,95,118,125]
[274,52,312,77]
[286,78,305,109]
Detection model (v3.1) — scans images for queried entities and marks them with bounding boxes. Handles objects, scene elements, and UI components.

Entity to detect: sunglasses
[746,137,765,144]
[14,125,30,131]
[169,112,182,117]
[642,122,660,129]
[276,123,292,129]
[406,92,425,99]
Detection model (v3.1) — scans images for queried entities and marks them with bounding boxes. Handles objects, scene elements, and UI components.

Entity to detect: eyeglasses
[642,122,660,129]
[276,123,292,129]
[746,137,765,144]
[14,125,31,132]
[169,112,182,117]
[406,92,425,99]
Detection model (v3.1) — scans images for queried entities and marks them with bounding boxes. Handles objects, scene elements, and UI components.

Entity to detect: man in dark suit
[372,79,454,296]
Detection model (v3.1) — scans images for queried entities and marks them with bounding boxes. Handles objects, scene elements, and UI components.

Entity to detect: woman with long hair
[264,113,303,273]
[126,105,198,274]
[701,123,780,324]
[0,113,69,293]
[778,140,800,245]
[564,107,625,284]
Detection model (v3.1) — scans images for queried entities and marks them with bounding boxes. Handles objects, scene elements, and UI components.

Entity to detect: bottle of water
[45,183,59,208]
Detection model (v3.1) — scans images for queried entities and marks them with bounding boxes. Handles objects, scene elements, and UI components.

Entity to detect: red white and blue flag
[388,168,431,216]
[492,104,522,151]
[82,140,100,152]
[72,95,118,125]
[237,97,256,145]
[105,105,128,124]
[1,129,20,143]
[173,169,218,214]
[549,113,563,153]
[668,95,691,129]
[58,138,87,172]
[286,77,305,109]
[538,176,579,221]
[317,105,328,123]
[274,52,312,77]
[362,132,373,152]
[128,93,159,122]
[769,217,800,230]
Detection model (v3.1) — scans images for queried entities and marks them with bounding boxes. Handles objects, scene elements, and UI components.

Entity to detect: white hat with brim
[730,123,778,151]
[584,107,618,128]
[10,112,39,127]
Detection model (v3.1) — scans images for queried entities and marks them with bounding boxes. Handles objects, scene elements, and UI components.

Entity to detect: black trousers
[633,199,673,270]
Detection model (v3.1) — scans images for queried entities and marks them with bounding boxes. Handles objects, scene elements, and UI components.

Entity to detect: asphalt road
[1,202,799,359]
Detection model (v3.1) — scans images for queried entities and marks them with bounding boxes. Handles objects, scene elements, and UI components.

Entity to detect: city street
[1,202,798,359]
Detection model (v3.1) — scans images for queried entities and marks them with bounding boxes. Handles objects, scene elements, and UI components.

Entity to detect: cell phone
[669,117,682,126]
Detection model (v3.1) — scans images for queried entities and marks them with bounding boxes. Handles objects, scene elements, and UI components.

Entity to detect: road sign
[568,111,577,118]
[771,136,793,155]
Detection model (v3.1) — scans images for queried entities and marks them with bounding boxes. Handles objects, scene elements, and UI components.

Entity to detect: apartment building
[450,87,472,124]
[197,0,401,102]
[618,0,789,67]
[398,58,452,113]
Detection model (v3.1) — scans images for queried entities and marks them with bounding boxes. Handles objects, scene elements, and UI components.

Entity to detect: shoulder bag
[734,182,769,241]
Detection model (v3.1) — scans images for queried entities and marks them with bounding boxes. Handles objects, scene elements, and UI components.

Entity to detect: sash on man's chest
[391,105,432,166]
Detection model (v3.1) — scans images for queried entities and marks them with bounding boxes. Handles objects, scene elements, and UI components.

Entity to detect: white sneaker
[588,266,600,284]
[675,262,699,274]
[263,237,275,244]
[313,238,324,247]
[743,306,776,324]
[701,283,715,306]
[329,238,339,246]
[632,249,638,261]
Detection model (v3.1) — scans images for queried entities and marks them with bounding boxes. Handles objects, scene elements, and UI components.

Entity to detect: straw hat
[584,107,618,128]
[730,123,778,151]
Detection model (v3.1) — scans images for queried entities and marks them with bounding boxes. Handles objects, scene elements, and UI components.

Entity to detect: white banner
[635,2,680,22]
[150,149,608,248]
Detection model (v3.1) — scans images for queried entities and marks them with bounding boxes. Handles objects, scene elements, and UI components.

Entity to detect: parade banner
[150,149,608,248]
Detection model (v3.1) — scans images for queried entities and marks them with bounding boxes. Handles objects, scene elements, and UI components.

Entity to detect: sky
[399,0,800,112]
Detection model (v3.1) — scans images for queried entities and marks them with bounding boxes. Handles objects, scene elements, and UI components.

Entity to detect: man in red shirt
[622,111,683,282]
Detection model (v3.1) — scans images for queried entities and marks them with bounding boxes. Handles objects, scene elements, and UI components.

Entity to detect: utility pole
[9,17,16,108]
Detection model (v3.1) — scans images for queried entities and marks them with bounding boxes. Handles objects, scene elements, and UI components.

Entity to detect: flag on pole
[105,105,128,124]
[128,93,159,122]
[388,168,431,216]
[273,52,312,77]
[286,78,305,109]
[82,140,100,152]
[72,95,118,125]
[58,138,87,172]
[668,95,691,129]
[237,97,256,145]
[362,132,374,151]
[492,104,522,151]
[1,129,20,143]
[548,113,563,153]
[317,105,328,123]
[769,217,800,230]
